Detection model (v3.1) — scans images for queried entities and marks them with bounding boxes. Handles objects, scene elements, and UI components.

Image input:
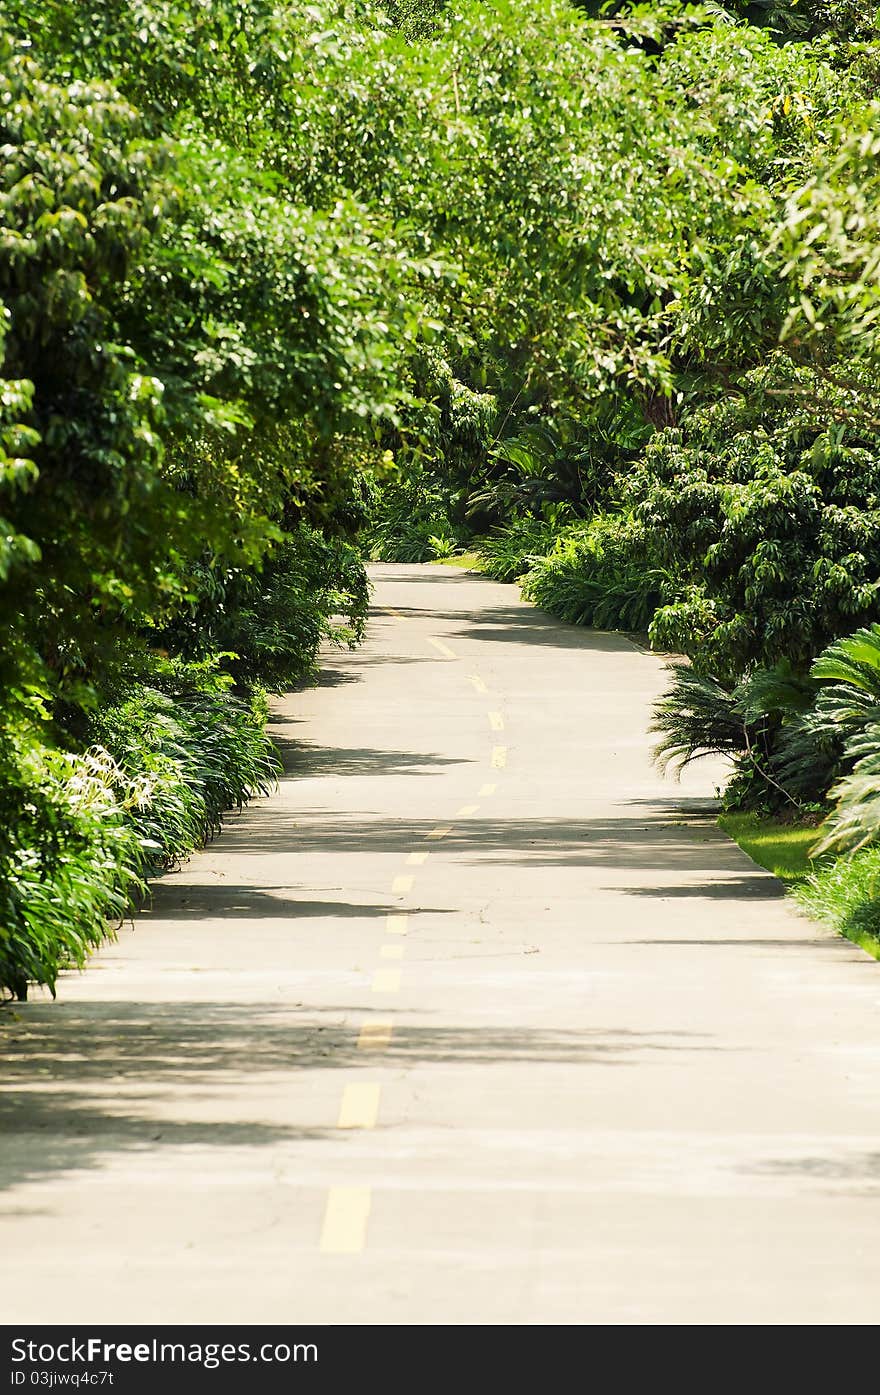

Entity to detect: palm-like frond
[768,712,842,801]
[733,660,816,724]
[813,725,880,855]
[810,623,880,692]
[651,667,745,775]
[813,681,880,735]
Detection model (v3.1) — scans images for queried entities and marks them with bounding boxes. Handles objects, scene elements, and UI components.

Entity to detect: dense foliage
[5,0,880,992]
[363,1,880,944]
[0,2,416,995]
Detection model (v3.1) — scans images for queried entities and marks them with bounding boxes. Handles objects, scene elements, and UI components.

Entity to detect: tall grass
[796,848,880,957]
[521,515,665,632]
[1,742,148,1000]
[476,515,562,582]
[1,682,279,1000]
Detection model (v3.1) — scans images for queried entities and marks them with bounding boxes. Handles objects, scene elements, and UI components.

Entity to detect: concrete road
[2,563,879,1325]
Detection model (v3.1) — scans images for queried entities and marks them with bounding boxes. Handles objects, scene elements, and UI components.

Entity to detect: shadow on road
[625,937,840,948]
[142,886,455,922]
[375,602,636,652]
[0,1005,715,1192]
[743,1152,880,1183]
[265,738,473,780]
[619,878,783,901]
[209,804,774,888]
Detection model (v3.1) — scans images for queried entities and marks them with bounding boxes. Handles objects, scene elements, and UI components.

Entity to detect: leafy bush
[0,739,146,1001]
[0,672,278,1000]
[164,527,371,692]
[367,471,462,562]
[90,677,279,869]
[630,362,880,683]
[521,514,667,633]
[372,516,460,563]
[476,514,565,583]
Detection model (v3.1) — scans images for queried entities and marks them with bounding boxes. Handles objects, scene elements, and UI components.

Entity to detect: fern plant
[810,625,880,853]
[521,513,667,633]
[476,513,564,583]
[651,659,829,809]
[651,667,748,775]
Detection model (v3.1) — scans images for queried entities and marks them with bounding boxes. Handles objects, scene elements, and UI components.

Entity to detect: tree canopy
[5,0,880,993]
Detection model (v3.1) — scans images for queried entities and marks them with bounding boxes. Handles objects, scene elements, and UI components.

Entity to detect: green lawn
[429,552,484,571]
[718,811,817,884]
[719,810,880,958]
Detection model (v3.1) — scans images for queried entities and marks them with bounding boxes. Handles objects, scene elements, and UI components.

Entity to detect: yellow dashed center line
[372,968,402,993]
[337,1082,381,1130]
[320,1187,371,1254]
[324,634,505,1264]
[357,1020,393,1051]
[324,641,510,1261]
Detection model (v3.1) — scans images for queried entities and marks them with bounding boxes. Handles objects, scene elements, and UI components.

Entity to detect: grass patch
[796,848,880,960]
[717,811,818,884]
[720,811,880,959]
[429,552,484,571]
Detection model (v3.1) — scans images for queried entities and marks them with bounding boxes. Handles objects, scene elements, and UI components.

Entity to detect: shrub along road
[1,564,879,1324]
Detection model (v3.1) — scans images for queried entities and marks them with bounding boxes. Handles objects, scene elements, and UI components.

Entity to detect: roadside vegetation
[4,0,880,996]
[367,2,880,957]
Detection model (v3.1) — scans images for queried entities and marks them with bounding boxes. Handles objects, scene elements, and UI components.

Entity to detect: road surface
[1,563,878,1324]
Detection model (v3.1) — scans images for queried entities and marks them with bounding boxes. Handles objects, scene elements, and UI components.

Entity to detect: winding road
[2,563,879,1324]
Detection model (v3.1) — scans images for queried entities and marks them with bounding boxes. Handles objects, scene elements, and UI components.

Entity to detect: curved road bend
[1,563,879,1324]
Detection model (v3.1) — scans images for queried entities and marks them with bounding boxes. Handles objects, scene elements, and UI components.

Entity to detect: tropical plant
[366,467,462,562]
[522,514,667,633]
[477,513,568,584]
[652,622,880,824]
[803,625,880,853]
[5,0,880,995]
[626,363,880,684]
[91,677,279,867]
[651,658,838,811]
